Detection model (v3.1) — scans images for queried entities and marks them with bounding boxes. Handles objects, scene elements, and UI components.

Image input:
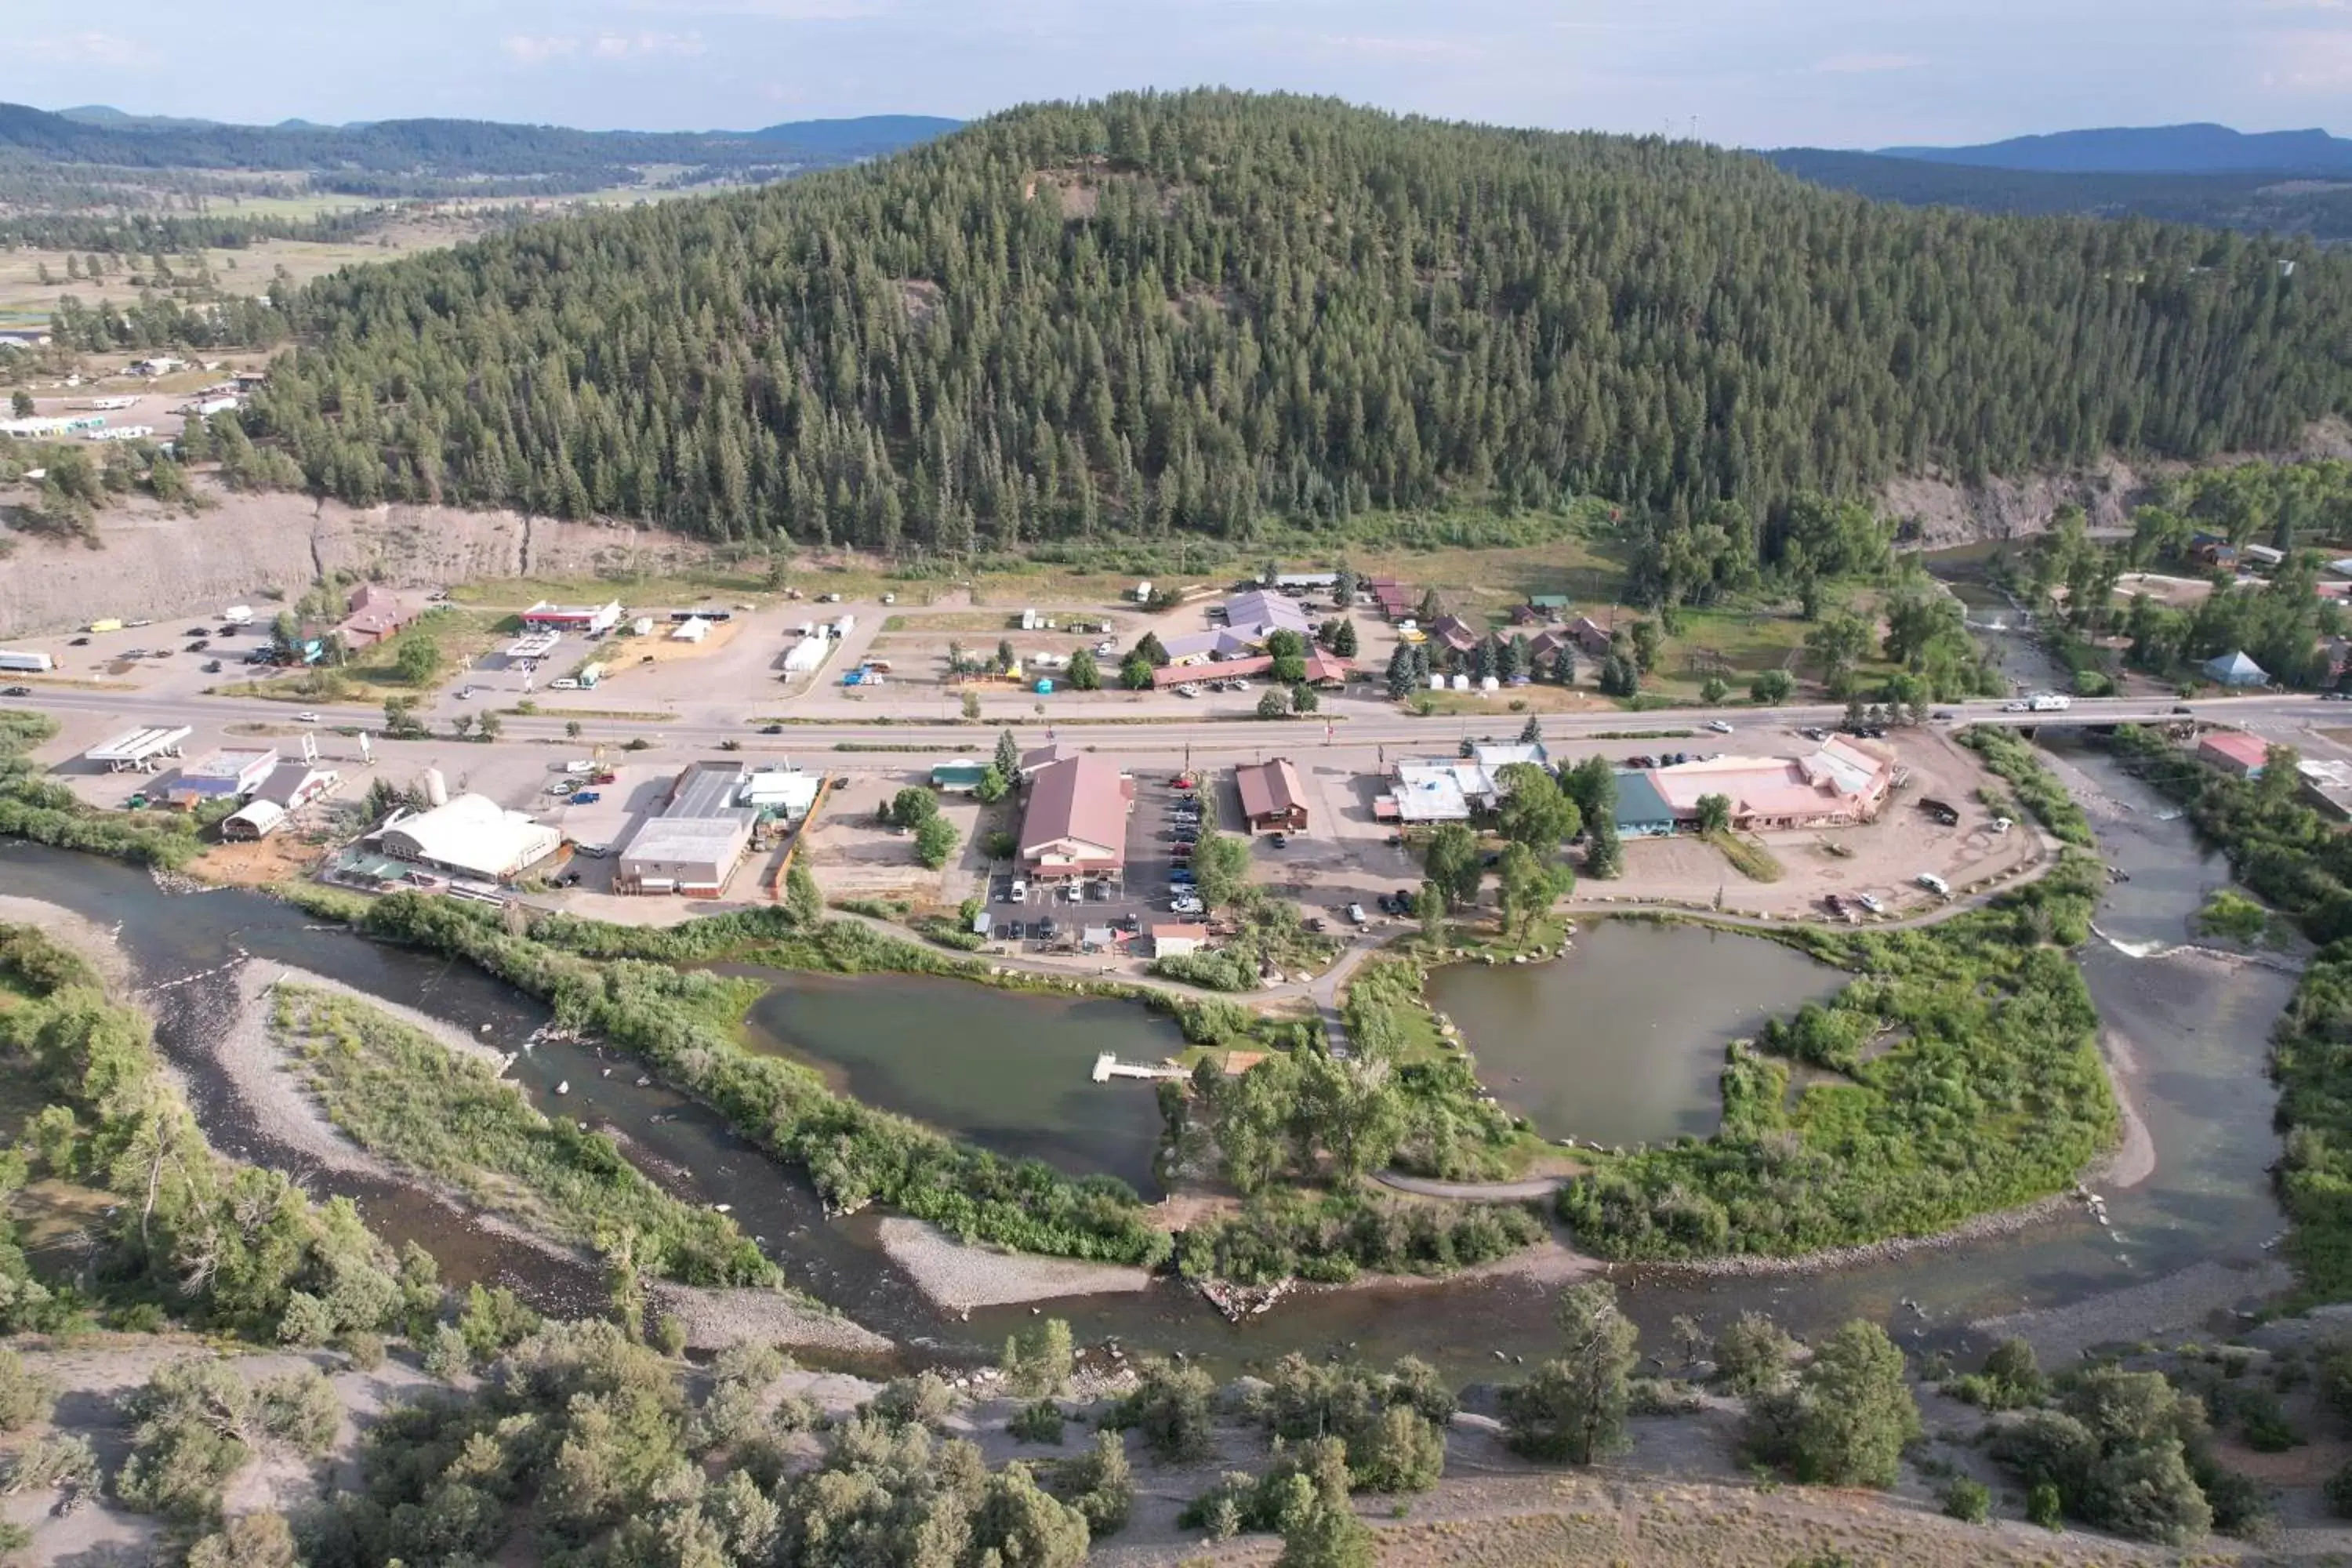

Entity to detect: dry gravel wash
[877,1217,1156,1310]
[0,483,707,638]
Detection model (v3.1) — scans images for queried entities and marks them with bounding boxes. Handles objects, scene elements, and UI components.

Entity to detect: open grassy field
[0,212,503,328]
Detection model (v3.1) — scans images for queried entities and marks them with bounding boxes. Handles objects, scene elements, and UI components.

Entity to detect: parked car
[590,771,616,785]
[185,627,210,637]
[1267,832,1288,848]
[550,780,578,796]
[1171,897,1205,915]
[125,648,147,659]
[1010,880,1029,904]
[571,791,601,804]
[186,639,209,652]
[550,678,580,690]
[574,842,610,858]
[457,686,477,699]
[1375,894,1397,914]
[1855,892,1884,913]
[1170,868,1196,884]
[561,760,594,774]
[1393,887,1417,915]
[202,661,222,673]
[67,637,89,646]
[1346,902,1370,925]
[994,921,1020,941]
[1175,687,1197,699]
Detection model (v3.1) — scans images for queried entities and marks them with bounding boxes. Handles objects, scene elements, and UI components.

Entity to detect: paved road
[7,682,2334,760]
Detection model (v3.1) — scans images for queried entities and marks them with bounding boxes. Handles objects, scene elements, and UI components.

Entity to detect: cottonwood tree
[1423,822,1484,908]
[1495,763,1581,850]
[1744,1319,1919,1487]
[1502,1281,1637,1463]
[1497,843,1571,940]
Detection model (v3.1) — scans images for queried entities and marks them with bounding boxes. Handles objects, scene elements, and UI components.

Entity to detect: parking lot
[974,764,1213,956]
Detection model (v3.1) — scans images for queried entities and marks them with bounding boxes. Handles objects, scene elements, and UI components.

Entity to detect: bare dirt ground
[798,774,956,901]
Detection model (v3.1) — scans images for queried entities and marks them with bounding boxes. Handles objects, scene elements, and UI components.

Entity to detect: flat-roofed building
[159,748,278,808]
[1235,758,1308,833]
[615,761,755,896]
[1019,754,1132,881]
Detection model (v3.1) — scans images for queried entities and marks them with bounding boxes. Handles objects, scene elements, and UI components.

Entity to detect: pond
[732,967,1182,1196]
[1425,922,1850,1145]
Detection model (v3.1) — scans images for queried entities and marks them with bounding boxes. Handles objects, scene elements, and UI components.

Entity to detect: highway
[4,681,2340,760]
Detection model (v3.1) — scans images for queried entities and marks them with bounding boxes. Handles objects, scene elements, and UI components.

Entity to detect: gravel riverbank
[650,1282,892,1356]
[1970,1258,2296,1364]
[877,1218,1156,1310]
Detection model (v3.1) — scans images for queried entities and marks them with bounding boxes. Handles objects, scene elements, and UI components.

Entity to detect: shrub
[1940,1475,1991,1523]
[1001,1318,1075,1398]
[1111,1359,1217,1463]
[1065,1429,1134,1536]
[1008,1399,1065,1445]
[277,1290,336,1348]
[2027,1481,2063,1530]
[337,1330,387,1371]
[2324,1458,2352,1518]
[0,1348,54,1432]
[1946,1338,2044,1410]
[1711,1312,1796,1396]
[869,1372,955,1430]
[256,1368,343,1457]
[115,1359,256,1524]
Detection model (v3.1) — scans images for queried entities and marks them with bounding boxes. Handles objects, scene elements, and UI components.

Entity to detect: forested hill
[229,91,2352,564]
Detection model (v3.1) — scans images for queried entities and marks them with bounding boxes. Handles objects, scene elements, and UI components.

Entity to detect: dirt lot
[797,771,985,903]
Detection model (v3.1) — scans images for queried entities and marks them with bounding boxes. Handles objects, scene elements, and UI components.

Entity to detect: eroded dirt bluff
[0,488,708,636]
[1885,417,2352,550]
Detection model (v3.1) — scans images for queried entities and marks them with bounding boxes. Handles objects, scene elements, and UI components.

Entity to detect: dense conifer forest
[222,90,2350,572]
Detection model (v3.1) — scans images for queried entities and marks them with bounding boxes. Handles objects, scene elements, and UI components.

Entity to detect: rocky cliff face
[0,487,706,637]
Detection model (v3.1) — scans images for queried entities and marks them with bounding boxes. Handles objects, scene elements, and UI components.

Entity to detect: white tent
[670,616,711,644]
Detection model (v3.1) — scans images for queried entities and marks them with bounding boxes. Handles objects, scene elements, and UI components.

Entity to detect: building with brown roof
[336,583,416,648]
[1566,615,1614,656]
[1428,614,1483,654]
[1366,575,1417,620]
[1019,754,1133,880]
[1234,758,1308,833]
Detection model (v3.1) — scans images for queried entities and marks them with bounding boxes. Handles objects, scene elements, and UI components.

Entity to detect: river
[0,716,2295,1377]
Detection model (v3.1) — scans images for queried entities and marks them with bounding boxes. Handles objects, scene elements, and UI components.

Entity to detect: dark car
[1394,888,1418,915]
[68,637,89,646]
[202,660,222,673]
[2170,705,2194,714]
[994,921,1021,941]
[1375,895,1397,914]
[0,686,28,698]
[761,724,783,734]
[1267,832,1288,848]
[186,639,209,652]
[184,627,209,637]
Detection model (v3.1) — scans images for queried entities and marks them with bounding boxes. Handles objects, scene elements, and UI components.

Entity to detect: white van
[1917,873,1951,897]
[1010,880,1029,905]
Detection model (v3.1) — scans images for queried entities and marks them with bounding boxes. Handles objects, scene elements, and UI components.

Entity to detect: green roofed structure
[1612,770,1677,837]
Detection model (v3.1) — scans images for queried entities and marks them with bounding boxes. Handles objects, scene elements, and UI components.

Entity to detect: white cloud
[2257,24,2352,88]
[619,0,891,17]
[1814,51,1924,74]
[24,31,160,67]
[593,30,709,58]
[503,34,582,64]
[506,30,707,66]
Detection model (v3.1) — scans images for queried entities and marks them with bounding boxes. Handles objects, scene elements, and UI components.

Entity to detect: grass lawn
[1704,830,1784,883]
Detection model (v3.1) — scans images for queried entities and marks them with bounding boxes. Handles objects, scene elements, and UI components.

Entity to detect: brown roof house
[1234,758,1308,833]
[1566,616,1615,656]
[337,583,416,648]
[1019,754,1133,880]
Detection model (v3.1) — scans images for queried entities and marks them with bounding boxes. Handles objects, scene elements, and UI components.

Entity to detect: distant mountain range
[1769,122,2352,239]
[3,102,959,175]
[1875,123,2352,177]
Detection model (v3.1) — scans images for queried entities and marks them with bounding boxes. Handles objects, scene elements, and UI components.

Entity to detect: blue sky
[7,0,2343,147]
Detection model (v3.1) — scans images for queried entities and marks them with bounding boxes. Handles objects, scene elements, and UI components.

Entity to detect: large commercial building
[378,794,562,882]
[1218,589,1315,640]
[615,761,756,897]
[1018,754,1133,881]
[1640,737,1895,831]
